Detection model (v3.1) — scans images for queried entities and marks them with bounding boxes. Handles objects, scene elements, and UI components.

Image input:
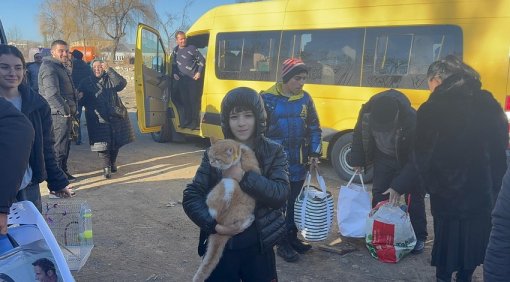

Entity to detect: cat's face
[208,139,240,170]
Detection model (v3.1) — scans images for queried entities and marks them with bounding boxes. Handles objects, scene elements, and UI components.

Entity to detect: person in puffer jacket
[350,89,428,254]
[261,58,322,262]
[38,40,78,181]
[183,87,290,281]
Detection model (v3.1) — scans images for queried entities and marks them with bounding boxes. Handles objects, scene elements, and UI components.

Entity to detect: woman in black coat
[389,55,508,281]
[78,60,135,178]
[0,45,73,212]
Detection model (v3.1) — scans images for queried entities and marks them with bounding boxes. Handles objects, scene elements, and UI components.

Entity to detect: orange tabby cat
[193,137,260,282]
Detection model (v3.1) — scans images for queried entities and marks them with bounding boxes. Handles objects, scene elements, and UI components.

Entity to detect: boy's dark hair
[32,258,56,274]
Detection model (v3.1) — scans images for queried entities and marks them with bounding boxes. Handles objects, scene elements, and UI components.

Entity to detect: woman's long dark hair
[0,44,29,90]
[0,44,26,68]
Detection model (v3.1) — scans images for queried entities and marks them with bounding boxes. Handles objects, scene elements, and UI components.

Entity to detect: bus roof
[187,0,510,34]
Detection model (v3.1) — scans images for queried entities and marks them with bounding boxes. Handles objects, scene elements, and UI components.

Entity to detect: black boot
[103,167,112,179]
[455,269,474,282]
[276,240,299,262]
[436,268,452,282]
[288,231,312,254]
[111,164,117,173]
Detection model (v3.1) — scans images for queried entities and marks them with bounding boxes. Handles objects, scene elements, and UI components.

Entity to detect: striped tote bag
[294,164,334,241]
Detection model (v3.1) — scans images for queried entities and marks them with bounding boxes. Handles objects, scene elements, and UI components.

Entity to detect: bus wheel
[331,132,373,183]
[151,120,172,143]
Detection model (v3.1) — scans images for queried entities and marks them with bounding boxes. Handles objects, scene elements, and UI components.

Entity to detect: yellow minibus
[135,0,510,182]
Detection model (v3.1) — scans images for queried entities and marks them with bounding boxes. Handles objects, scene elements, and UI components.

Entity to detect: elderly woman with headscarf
[77,60,135,179]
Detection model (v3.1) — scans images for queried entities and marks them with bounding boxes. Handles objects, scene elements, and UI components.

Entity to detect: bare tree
[7,26,23,43]
[155,0,194,52]
[39,0,97,45]
[39,0,155,60]
[39,0,86,44]
[86,0,156,61]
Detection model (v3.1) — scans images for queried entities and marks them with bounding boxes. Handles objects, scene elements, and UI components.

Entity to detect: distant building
[100,43,135,62]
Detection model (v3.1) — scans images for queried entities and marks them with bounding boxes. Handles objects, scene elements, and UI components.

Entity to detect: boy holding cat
[183,87,290,281]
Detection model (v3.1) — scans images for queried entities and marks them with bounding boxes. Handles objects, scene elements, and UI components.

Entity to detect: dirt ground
[38,64,484,281]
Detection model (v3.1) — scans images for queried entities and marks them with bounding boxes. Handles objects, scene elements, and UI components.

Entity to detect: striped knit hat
[281,58,308,83]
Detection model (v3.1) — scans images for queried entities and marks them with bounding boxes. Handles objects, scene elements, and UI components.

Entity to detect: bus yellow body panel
[135,0,510,181]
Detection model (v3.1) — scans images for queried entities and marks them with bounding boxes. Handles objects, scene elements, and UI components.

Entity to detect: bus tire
[151,120,172,143]
[331,132,373,183]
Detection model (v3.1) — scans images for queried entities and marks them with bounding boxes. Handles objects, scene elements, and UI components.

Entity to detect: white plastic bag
[365,201,416,263]
[337,173,371,238]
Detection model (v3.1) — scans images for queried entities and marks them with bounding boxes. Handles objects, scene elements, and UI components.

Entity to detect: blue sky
[0,0,236,43]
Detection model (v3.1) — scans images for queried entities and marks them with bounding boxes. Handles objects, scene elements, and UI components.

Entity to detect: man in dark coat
[183,87,289,281]
[350,89,428,254]
[71,49,92,145]
[77,60,135,179]
[38,39,78,181]
[16,86,72,210]
[0,97,34,234]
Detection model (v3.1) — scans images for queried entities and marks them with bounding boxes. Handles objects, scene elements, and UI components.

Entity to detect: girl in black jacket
[0,45,73,212]
[183,87,290,281]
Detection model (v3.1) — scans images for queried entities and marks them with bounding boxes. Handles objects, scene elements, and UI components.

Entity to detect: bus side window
[281,29,363,86]
[362,25,462,90]
[216,31,279,82]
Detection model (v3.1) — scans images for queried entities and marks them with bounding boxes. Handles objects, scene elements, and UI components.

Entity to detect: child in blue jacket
[261,58,322,262]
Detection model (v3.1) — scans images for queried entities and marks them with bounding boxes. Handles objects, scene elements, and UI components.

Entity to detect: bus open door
[134,24,185,143]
